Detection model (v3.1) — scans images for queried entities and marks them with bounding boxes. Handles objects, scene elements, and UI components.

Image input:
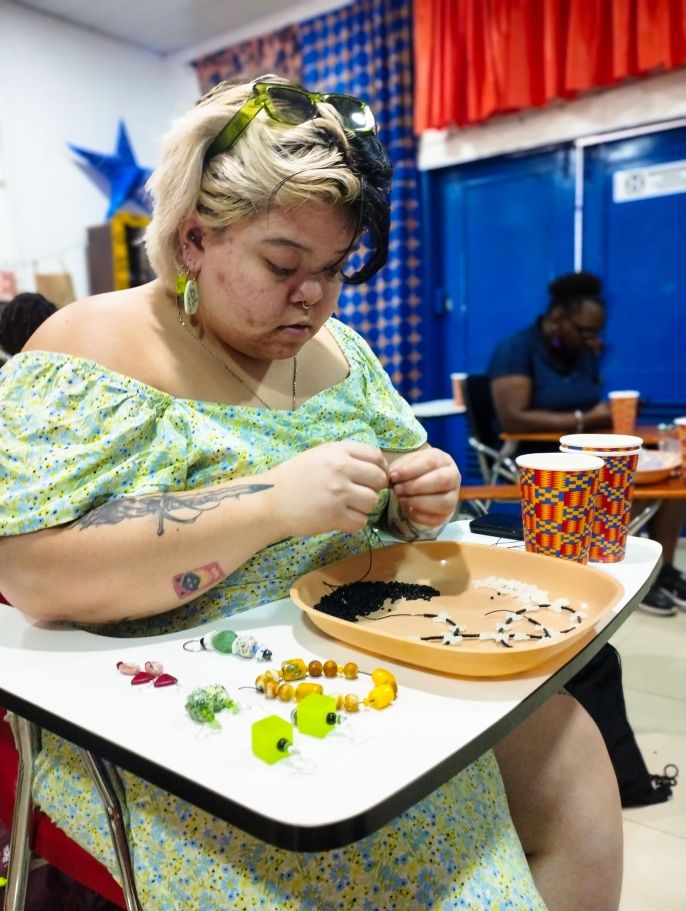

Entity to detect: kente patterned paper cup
[560,445,641,563]
[673,417,686,470]
[559,433,644,453]
[609,390,639,434]
[450,372,467,408]
[516,452,604,564]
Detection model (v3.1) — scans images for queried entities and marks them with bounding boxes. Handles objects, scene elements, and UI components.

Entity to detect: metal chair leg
[3,716,38,911]
[77,749,143,911]
[628,501,660,535]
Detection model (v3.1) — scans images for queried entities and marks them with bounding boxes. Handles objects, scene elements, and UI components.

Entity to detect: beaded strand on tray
[254,660,398,711]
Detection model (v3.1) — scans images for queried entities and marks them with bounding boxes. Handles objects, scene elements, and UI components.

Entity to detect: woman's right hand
[267,441,390,537]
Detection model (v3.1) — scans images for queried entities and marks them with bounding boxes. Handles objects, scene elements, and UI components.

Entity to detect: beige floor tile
[612,612,686,701]
[622,732,686,838]
[624,688,686,737]
[619,820,686,910]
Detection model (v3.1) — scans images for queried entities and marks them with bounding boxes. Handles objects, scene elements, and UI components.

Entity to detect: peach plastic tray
[290,541,623,677]
[634,450,681,485]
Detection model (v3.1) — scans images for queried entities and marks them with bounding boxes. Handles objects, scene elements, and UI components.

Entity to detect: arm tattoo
[172,562,225,599]
[73,484,273,536]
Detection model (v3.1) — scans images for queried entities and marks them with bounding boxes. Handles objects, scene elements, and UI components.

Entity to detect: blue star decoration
[69,120,152,220]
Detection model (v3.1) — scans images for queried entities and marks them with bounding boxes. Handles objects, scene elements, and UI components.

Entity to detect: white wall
[419,68,686,171]
[0,3,198,298]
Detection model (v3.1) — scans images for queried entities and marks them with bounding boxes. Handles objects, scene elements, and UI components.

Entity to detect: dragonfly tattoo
[73,484,273,536]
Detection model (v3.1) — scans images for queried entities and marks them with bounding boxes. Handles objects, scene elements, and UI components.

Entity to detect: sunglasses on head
[204,78,376,162]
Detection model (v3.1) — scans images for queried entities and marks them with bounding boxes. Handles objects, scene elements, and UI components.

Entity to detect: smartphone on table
[469,512,524,541]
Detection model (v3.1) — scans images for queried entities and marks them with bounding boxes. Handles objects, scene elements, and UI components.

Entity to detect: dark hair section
[275,128,392,286]
[0,292,57,355]
[548,271,604,315]
[340,131,392,285]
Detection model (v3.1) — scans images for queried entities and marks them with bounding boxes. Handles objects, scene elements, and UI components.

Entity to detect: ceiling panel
[10,0,293,55]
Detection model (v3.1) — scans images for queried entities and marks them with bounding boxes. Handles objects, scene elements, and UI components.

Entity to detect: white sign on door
[613,159,686,202]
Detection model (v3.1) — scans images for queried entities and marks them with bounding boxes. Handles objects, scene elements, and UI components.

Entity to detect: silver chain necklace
[176,305,297,410]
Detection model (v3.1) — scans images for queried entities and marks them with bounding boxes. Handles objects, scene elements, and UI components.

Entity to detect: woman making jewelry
[0,78,621,910]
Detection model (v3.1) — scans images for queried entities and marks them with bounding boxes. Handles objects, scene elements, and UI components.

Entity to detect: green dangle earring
[176,248,199,316]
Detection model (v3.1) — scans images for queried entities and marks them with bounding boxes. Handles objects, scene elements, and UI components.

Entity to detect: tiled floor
[610,544,686,911]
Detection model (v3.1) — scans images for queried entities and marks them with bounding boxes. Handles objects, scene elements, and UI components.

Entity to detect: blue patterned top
[0,318,425,636]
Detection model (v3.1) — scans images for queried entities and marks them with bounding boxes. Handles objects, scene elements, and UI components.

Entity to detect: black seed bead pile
[314,581,440,622]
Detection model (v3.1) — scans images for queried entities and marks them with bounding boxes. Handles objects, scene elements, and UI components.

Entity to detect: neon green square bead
[293,692,339,738]
[251,715,293,764]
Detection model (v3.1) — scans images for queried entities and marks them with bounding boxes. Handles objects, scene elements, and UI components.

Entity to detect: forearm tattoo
[73,484,273,536]
[172,562,225,599]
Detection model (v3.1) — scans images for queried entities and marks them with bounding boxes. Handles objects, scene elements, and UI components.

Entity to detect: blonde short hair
[145,77,390,291]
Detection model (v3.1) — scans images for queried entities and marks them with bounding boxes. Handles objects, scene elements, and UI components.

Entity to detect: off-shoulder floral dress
[0,319,545,910]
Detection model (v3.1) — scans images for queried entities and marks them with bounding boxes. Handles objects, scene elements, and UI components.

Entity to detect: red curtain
[413,0,686,133]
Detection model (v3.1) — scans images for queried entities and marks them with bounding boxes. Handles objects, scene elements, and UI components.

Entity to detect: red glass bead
[153,673,177,688]
[131,671,155,685]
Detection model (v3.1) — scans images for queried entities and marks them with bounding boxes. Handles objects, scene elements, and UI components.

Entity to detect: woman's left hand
[387,446,461,531]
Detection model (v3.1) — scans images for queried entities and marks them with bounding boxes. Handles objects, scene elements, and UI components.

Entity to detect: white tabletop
[411,398,466,418]
[0,523,660,850]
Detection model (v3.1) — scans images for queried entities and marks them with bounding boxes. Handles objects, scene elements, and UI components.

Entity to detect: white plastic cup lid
[559,433,643,450]
[560,446,640,457]
[608,390,639,398]
[516,452,605,472]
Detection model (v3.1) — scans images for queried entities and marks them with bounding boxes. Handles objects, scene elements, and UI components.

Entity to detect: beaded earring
[185,684,239,729]
[116,660,177,687]
[183,629,273,661]
[251,662,398,713]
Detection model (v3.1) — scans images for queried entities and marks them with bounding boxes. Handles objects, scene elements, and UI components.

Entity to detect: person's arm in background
[491,374,611,433]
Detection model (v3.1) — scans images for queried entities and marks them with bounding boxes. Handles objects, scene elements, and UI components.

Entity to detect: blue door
[582,127,686,417]
[421,149,575,474]
[423,125,686,478]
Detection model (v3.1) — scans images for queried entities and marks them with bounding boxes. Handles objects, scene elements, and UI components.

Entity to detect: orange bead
[281,658,308,681]
[342,662,359,680]
[307,660,323,678]
[323,659,338,678]
[295,682,324,701]
[277,683,294,702]
[265,680,280,699]
[371,668,397,696]
[363,683,395,710]
[343,693,360,712]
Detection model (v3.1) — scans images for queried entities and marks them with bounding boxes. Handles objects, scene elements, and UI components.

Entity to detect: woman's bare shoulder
[25,285,163,378]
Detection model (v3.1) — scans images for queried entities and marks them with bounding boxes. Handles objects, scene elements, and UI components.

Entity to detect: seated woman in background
[0,79,621,910]
[489,270,686,616]
[0,291,57,362]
